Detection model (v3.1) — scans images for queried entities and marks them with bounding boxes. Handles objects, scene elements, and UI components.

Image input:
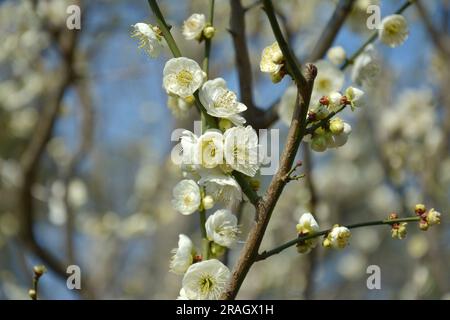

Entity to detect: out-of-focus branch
[301,144,318,299]
[308,0,355,62]
[415,0,450,57]
[18,1,95,299]
[19,41,76,279]
[62,77,95,264]
[229,0,265,128]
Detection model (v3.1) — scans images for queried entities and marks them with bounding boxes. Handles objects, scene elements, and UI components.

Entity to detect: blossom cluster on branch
[135,0,445,300]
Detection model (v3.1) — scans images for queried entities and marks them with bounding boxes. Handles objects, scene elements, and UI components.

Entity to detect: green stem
[232,171,261,206]
[262,0,307,88]
[199,208,210,259]
[256,216,420,261]
[147,0,182,57]
[203,0,215,75]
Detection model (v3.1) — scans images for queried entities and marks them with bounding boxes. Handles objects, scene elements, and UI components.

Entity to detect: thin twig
[256,216,420,261]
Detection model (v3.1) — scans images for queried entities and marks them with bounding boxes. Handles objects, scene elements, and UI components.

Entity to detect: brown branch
[62,78,95,264]
[308,0,355,61]
[229,0,265,128]
[223,63,317,299]
[222,0,318,299]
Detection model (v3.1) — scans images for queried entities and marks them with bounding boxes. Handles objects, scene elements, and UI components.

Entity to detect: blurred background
[0,0,449,299]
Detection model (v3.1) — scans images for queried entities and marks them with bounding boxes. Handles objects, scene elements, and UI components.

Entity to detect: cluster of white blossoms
[415,204,441,232]
[278,80,364,152]
[131,13,263,300]
[295,213,355,253]
[163,58,260,298]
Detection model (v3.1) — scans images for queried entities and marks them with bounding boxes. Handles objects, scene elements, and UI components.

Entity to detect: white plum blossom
[260,42,285,82]
[379,14,409,48]
[327,46,346,66]
[323,225,351,249]
[224,126,259,177]
[199,78,247,125]
[167,96,193,119]
[180,130,199,167]
[351,44,380,86]
[345,86,365,109]
[199,169,242,203]
[197,130,224,169]
[311,60,344,104]
[277,85,297,126]
[171,179,201,215]
[426,209,441,226]
[131,23,163,58]
[182,259,231,300]
[296,212,320,254]
[182,13,206,40]
[206,209,239,248]
[170,234,195,275]
[163,57,205,99]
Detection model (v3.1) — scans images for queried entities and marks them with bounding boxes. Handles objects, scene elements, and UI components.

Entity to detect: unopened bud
[202,195,214,210]
[28,289,37,300]
[419,219,429,231]
[389,212,398,220]
[218,118,233,131]
[415,204,426,216]
[183,95,195,104]
[33,265,47,277]
[203,26,215,39]
[210,242,226,257]
[311,136,328,152]
[329,118,344,134]
[319,96,329,106]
